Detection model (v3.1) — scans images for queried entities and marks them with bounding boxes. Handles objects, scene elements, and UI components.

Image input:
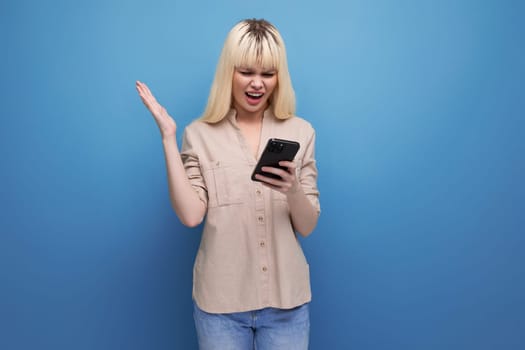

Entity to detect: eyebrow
[236,67,277,73]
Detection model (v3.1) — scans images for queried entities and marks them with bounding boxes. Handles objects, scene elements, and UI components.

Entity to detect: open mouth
[245,92,264,100]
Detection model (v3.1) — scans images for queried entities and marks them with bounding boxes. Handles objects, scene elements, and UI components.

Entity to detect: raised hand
[136,81,177,138]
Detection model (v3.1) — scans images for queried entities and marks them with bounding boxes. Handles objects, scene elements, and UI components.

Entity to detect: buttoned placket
[254,181,270,307]
[228,109,273,308]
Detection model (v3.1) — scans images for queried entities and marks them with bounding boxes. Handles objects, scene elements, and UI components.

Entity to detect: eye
[262,72,276,77]
[239,70,253,76]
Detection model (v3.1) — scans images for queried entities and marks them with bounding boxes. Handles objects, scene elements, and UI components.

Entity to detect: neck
[235,109,265,125]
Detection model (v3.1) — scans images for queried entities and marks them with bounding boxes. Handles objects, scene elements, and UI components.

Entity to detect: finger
[142,84,154,98]
[139,84,153,101]
[136,86,151,104]
[138,94,157,114]
[136,81,156,101]
[257,177,294,194]
[255,173,288,187]
[260,181,281,192]
[137,85,159,109]
[278,161,296,172]
[136,82,150,100]
[261,166,291,179]
[136,81,144,95]
[136,81,148,94]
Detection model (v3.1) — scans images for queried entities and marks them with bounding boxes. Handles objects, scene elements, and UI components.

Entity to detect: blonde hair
[200,19,296,123]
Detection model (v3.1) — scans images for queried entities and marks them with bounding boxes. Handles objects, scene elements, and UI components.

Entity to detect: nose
[250,76,263,89]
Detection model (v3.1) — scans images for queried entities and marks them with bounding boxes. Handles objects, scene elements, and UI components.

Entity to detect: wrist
[286,182,302,197]
[162,134,177,145]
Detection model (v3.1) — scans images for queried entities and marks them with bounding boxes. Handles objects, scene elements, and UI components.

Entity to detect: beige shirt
[181,109,320,314]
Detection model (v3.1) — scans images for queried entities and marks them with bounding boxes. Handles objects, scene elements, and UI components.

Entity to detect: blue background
[1,0,524,349]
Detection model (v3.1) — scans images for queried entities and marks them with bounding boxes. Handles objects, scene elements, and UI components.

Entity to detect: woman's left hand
[254,161,300,195]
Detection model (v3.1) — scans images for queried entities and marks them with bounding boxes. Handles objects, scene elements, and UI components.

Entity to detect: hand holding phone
[251,138,300,182]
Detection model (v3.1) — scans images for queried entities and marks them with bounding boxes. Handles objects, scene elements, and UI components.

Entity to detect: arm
[136,81,206,227]
[284,174,319,237]
[253,132,320,237]
[254,162,319,237]
[162,136,206,227]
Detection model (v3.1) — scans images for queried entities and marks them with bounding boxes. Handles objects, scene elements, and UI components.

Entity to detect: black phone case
[251,138,300,182]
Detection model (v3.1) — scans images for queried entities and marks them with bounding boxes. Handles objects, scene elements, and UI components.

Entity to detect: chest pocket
[201,161,250,208]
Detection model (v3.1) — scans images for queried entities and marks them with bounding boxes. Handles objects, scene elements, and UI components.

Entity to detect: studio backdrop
[1,0,524,349]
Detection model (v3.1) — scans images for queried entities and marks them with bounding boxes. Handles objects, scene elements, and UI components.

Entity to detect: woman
[136,18,320,350]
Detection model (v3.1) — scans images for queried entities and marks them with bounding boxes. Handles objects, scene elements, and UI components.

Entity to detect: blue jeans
[193,302,310,350]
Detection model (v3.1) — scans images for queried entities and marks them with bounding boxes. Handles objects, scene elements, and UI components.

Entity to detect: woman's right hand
[136,81,177,138]
[136,81,205,226]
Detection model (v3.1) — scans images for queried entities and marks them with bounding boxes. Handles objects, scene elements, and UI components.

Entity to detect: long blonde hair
[200,19,296,123]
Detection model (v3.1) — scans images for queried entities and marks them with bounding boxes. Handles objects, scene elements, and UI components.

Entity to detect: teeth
[246,92,263,97]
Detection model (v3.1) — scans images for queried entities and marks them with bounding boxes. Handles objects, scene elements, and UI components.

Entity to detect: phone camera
[269,141,284,153]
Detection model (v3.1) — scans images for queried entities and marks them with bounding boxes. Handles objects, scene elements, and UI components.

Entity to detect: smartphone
[251,138,300,181]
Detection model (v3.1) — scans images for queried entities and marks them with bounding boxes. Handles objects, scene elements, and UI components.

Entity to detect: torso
[236,117,263,159]
[181,110,319,313]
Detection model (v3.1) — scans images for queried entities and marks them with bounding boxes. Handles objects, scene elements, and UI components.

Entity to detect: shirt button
[257,216,264,223]
[256,189,262,195]
[262,266,268,272]
[260,241,265,247]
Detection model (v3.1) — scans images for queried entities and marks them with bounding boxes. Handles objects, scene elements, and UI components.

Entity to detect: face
[231,65,278,118]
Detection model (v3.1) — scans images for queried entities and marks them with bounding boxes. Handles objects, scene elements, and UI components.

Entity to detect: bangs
[232,29,281,70]
[200,18,295,123]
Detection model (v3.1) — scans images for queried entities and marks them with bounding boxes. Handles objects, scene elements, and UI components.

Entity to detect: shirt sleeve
[180,127,208,208]
[299,129,321,214]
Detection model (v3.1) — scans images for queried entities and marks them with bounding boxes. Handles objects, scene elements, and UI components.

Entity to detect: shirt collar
[226,108,275,129]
